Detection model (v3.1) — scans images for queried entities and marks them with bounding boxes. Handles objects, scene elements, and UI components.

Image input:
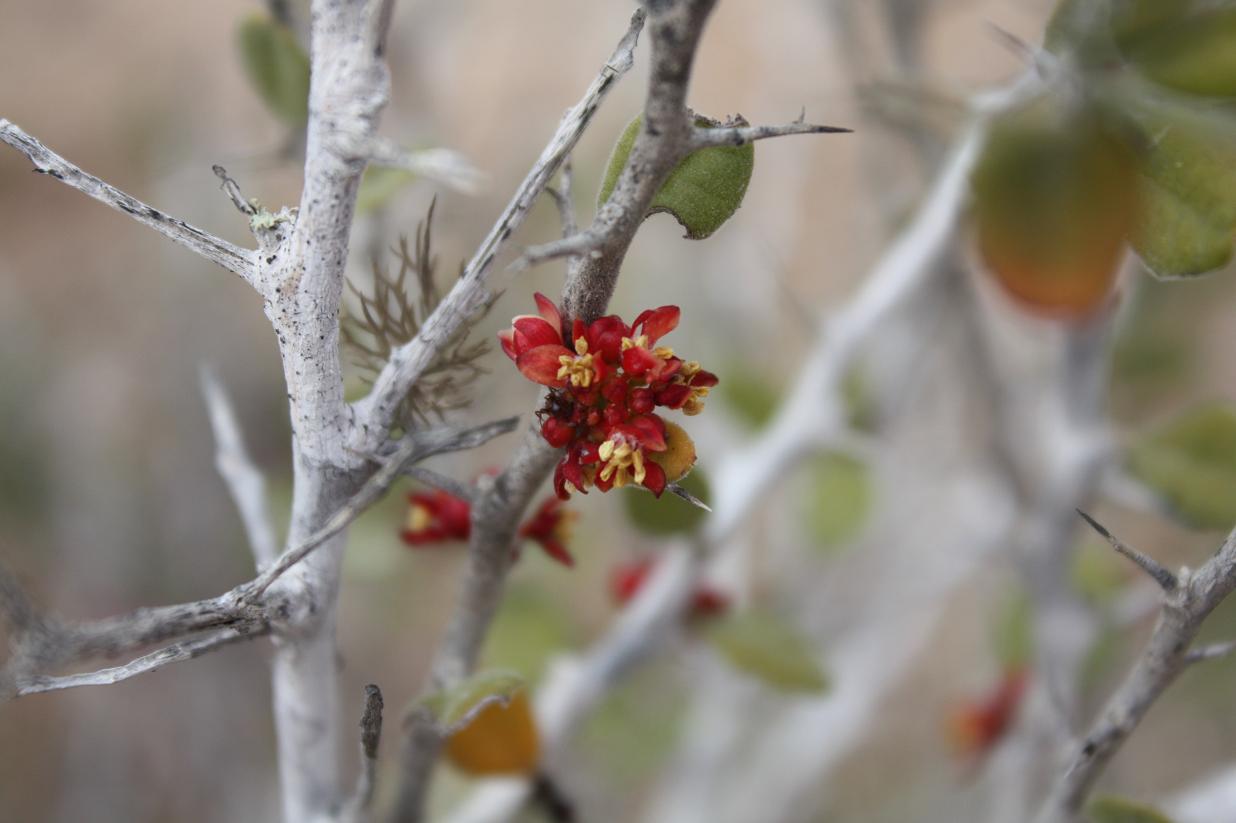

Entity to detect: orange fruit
[444,690,540,776]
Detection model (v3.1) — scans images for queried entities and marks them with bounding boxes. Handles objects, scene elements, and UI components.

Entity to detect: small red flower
[401,488,578,569]
[518,497,578,568]
[948,667,1029,760]
[499,293,717,500]
[609,558,730,619]
[400,490,471,546]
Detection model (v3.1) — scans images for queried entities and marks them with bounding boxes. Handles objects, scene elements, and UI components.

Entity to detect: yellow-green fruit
[445,690,540,776]
[651,421,697,483]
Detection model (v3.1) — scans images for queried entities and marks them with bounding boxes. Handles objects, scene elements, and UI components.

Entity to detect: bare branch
[212,165,258,216]
[201,367,281,569]
[1035,526,1236,822]
[403,466,477,503]
[349,8,647,453]
[0,119,258,285]
[1076,509,1177,592]
[14,625,268,697]
[688,119,851,150]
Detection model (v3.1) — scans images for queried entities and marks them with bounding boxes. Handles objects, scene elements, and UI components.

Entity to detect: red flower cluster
[400,490,577,568]
[499,293,717,499]
[609,558,730,619]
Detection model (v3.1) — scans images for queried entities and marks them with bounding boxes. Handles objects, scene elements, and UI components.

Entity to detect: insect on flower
[499,293,718,500]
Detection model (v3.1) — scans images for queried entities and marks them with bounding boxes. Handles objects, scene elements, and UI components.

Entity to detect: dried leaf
[416,670,527,736]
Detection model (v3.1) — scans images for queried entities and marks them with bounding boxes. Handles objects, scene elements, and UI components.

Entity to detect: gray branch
[687,118,851,150]
[0,119,258,285]
[1034,525,1236,823]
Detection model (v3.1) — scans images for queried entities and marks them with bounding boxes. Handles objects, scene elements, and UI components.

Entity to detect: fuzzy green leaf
[1132,174,1233,279]
[1087,795,1176,823]
[238,14,310,128]
[1128,403,1236,530]
[416,670,526,736]
[599,114,755,240]
[1124,8,1236,98]
[623,468,710,536]
[707,612,829,694]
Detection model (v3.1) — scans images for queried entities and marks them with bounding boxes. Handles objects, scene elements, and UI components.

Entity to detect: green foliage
[623,468,710,536]
[237,14,310,128]
[356,167,417,215]
[706,611,830,694]
[599,114,755,240]
[417,670,526,735]
[1128,403,1236,530]
[1087,795,1176,823]
[1040,1,1236,279]
[804,452,871,550]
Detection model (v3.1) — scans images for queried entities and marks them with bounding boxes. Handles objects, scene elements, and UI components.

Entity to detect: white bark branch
[367,138,484,194]
[0,119,258,285]
[687,118,851,150]
[201,367,281,569]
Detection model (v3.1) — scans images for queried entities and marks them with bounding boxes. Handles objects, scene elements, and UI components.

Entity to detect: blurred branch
[1035,524,1236,823]
[201,367,281,569]
[0,119,259,285]
[1076,509,1177,592]
[366,138,485,194]
[348,8,647,455]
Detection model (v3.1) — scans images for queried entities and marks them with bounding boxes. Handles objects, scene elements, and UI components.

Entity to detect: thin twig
[14,625,268,697]
[1185,640,1236,665]
[1076,509,1177,592]
[688,119,851,150]
[366,138,485,194]
[0,119,258,285]
[201,367,280,569]
[342,684,385,822]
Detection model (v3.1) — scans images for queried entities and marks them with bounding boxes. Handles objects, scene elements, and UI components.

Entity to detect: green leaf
[356,166,417,215]
[598,114,755,240]
[623,468,710,536]
[707,611,829,694]
[804,452,871,550]
[416,670,526,735]
[1087,795,1176,823]
[1128,403,1236,530]
[972,102,1136,314]
[1131,174,1233,279]
[1123,8,1236,98]
[238,14,310,128]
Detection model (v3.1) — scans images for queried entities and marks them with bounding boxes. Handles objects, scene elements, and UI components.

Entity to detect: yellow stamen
[406,503,433,533]
[574,337,589,356]
[653,346,675,360]
[621,335,650,351]
[556,352,597,387]
[598,437,645,487]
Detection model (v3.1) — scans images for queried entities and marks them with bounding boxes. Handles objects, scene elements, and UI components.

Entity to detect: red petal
[537,537,575,568]
[516,344,572,386]
[627,415,667,451]
[513,315,563,349]
[610,559,653,604]
[642,461,667,496]
[633,305,680,343]
[655,384,691,409]
[497,329,519,361]
[690,369,719,388]
[622,346,659,376]
[534,292,563,332]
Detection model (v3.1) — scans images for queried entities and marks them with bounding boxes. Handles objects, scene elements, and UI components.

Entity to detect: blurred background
[3,1,1236,821]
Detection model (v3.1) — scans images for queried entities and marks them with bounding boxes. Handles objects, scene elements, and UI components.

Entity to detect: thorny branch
[1034,523,1236,823]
